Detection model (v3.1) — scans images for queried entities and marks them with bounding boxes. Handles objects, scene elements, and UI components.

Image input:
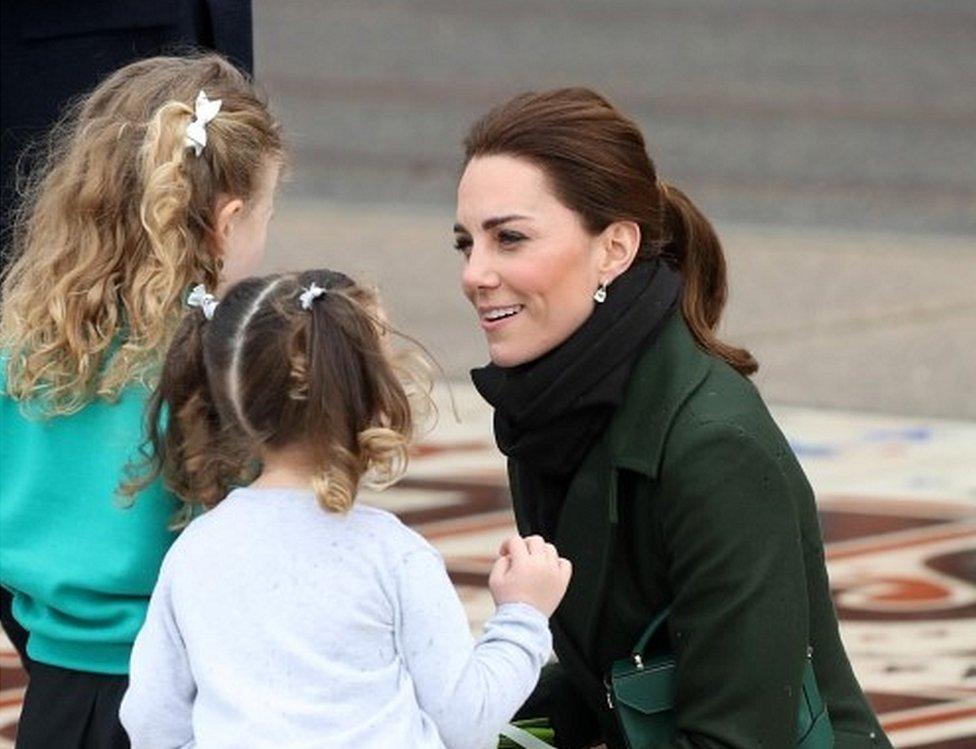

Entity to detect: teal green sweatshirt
[0,363,179,674]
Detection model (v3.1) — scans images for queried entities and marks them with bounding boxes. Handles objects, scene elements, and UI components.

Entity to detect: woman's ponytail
[660,182,758,376]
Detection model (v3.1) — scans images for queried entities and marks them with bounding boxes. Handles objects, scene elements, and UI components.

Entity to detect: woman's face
[454,155,605,367]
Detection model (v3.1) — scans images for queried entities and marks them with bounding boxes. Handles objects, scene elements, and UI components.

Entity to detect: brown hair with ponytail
[1,54,284,416]
[122,270,427,522]
[462,87,757,376]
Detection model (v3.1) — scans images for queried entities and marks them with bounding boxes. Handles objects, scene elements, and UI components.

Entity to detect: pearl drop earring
[593,281,608,304]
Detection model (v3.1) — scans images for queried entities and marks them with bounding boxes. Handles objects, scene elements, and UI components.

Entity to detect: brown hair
[1,54,284,416]
[462,87,757,376]
[123,270,424,522]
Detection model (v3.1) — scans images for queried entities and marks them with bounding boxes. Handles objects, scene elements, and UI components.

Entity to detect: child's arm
[395,536,569,749]
[119,559,196,748]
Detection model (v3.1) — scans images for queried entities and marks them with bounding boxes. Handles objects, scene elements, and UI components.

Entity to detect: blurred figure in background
[0,0,253,265]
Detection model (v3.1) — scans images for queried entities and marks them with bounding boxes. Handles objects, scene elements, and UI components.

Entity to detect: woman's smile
[478,303,525,330]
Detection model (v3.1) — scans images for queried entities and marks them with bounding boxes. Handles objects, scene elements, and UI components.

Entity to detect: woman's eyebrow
[453,214,531,233]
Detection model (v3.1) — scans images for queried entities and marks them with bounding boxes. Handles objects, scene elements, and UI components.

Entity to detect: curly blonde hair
[0,54,283,415]
[124,270,431,519]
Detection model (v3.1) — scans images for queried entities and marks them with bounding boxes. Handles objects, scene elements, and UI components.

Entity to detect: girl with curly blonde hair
[0,53,282,747]
[118,269,572,749]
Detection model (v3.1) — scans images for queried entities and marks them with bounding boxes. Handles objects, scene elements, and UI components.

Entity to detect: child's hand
[488,535,572,617]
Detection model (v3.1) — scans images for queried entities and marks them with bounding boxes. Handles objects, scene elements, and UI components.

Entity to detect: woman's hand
[488,534,572,616]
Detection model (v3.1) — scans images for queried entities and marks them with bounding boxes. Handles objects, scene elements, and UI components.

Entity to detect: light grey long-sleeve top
[119,487,552,749]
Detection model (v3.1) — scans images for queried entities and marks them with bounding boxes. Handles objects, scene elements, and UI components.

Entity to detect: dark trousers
[16,662,129,749]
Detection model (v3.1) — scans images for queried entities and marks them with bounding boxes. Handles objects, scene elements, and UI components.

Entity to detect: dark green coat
[511,315,890,749]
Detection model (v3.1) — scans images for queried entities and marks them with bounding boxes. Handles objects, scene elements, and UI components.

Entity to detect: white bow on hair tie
[187,284,219,320]
[299,282,327,310]
[184,90,223,157]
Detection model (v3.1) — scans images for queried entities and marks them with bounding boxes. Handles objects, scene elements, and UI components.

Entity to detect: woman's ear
[597,220,641,281]
[212,194,245,257]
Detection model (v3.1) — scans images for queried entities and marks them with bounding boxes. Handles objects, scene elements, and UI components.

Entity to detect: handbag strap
[631,605,672,659]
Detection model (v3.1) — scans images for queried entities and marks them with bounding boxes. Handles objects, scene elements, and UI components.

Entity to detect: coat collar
[606,313,712,479]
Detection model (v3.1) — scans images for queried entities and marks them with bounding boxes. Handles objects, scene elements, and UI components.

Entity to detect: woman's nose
[461,244,500,294]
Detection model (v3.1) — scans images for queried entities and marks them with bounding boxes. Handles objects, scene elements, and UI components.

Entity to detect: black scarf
[471,259,683,538]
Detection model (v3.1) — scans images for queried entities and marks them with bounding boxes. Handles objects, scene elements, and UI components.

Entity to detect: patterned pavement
[1,386,974,747]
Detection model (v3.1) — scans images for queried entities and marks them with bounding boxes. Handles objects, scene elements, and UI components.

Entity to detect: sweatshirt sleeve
[394,546,553,749]
[119,557,196,749]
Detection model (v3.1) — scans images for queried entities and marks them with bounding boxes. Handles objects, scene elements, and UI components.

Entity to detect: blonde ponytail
[307,421,409,515]
[100,101,217,398]
[359,427,409,490]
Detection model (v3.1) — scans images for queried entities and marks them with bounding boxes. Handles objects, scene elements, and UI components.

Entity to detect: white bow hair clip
[184,90,223,157]
[299,282,327,310]
[187,284,219,320]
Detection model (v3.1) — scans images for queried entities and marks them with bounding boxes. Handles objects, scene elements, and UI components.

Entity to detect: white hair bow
[184,90,223,157]
[187,284,219,320]
[299,282,327,310]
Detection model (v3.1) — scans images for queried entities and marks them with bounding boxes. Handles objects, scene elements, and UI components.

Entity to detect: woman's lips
[478,304,524,331]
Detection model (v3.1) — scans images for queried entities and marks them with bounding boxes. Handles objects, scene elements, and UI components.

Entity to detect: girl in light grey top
[119,270,572,749]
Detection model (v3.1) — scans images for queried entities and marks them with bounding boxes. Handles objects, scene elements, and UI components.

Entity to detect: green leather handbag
[606,608,834,748]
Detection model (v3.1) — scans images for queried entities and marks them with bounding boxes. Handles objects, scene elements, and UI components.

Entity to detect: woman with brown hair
[453,88,890,748]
